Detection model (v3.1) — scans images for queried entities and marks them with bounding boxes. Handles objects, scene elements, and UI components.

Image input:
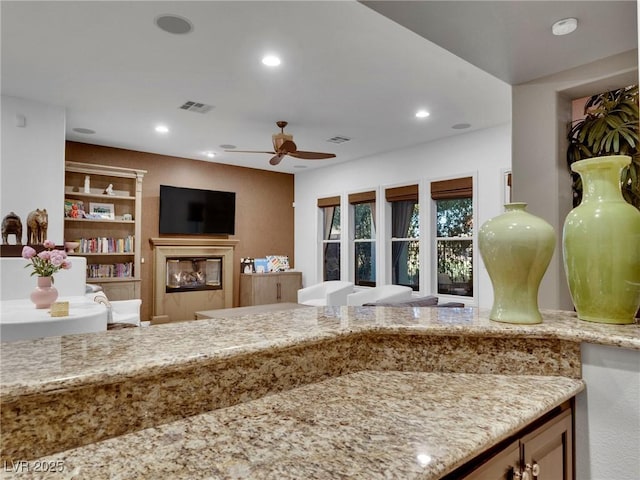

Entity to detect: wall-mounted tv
[159,185,236,235]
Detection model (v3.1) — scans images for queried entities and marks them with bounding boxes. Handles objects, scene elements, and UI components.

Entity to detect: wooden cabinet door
[277,272,302,303]
[248,274,279,305]
[462,440,521,480]
[521,409,573,480]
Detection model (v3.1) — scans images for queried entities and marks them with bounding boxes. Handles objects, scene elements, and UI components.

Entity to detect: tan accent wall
[65,142,295,321]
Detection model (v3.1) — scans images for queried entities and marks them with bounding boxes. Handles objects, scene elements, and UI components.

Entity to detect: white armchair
[297,281,354,306]
[88,290,142,326]
[346,285,413,306]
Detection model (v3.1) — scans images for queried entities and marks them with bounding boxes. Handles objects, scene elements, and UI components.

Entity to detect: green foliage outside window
[354,202,375,286]
[436,198,473,295]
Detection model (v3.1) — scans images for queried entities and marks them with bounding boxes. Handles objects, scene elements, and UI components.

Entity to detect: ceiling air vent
[326,135,351,144]
[179,101,214,114]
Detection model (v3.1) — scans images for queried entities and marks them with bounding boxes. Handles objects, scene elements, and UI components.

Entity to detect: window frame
[385,184,420,291]
[317,196,342,282]
[349,190,377,287]
[429,173,478,305]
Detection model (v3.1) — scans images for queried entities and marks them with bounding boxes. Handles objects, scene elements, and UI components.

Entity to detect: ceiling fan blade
[225,150,276,154]
[280,140,297,153]
[269,153,286,166]
[289,150,336,160]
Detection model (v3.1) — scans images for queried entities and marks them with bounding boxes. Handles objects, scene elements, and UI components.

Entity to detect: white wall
[295,123,511,308]
[1,96,66,244]
[575,344,640,480]
[512,50,638,310]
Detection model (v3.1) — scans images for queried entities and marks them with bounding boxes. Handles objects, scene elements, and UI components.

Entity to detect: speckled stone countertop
[1,372,584,480]
[1,307,637,397]
[0,306,637,466]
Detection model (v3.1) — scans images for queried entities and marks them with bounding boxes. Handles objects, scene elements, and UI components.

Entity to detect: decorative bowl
[64,241,80,253]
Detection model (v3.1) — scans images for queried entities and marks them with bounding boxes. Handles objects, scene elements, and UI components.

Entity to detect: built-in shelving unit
[64,161,146,300]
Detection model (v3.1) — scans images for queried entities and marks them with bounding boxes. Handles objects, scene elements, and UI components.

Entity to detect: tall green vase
[563,155,640,324]
[479,203,556,324]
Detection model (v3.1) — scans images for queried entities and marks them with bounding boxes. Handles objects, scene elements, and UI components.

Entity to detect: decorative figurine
[104,184,115,195]
[1,212,23,245]
[84,175,91,193]
[26,208,48,245]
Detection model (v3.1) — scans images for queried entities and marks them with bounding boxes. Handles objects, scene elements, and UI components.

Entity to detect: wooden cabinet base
[87,280,140,301]
[240,272,302,306]
[453,402,574,480]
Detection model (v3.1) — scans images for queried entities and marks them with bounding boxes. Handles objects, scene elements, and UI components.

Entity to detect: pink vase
[30,276,59,309]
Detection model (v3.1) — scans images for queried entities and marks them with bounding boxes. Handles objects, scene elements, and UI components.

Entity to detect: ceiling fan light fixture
[415,109,430,119]
[262,55,281,67]
[552,18,578,36]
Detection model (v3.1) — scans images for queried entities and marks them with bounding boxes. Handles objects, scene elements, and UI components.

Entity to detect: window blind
[317,196,341,208]
[348,191,376,204]
[430,177,472,200]
[385,184,418,202]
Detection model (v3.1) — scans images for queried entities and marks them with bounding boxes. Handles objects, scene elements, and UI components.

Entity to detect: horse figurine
[1,212,23,245]
[26,209,48,245]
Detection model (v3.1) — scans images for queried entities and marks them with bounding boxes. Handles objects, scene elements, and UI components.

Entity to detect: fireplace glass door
[166,257,222,293]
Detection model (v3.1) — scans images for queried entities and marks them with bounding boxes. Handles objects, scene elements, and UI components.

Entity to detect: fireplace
[150,238,238,322]
[166,257,222,293]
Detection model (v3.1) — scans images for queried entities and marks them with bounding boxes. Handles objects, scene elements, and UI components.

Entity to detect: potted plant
[567,85,639,209]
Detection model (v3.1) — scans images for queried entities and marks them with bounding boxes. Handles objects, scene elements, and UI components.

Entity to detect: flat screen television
[159,185,236,235]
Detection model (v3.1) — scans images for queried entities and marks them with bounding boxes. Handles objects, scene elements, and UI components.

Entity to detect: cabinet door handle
[277,282,281,300]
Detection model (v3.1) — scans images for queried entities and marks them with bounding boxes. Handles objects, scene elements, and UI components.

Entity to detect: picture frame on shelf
[254,258,269,273]
[89,202,115,220]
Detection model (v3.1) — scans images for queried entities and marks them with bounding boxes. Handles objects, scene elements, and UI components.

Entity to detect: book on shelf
[77,236,134,254]
[86,262,134,279]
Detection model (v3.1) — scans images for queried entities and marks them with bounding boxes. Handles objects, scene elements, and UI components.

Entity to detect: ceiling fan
[226,121,336,166]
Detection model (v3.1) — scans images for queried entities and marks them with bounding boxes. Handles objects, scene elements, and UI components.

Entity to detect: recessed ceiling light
[452,123,471,130]
[262,55,281,67]
[155,14,193,35]
[415,110,430,119]
[293,165,308,169]
[552,18,578,36]
[72,128,96,135]
[204,152,216,158]
[220,144,236,149]
[155,125,169,134]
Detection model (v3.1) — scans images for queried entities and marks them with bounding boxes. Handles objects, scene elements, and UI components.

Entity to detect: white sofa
[297,281,354,306]
[1,256,87,301]
[346,285,413,306]
[1,255,141,342]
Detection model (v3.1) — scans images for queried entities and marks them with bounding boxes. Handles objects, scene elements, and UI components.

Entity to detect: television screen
[159,185,236,235]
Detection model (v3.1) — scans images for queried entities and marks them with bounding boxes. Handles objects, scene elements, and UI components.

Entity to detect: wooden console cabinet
[461,406,573,480]
[240,272,302,306]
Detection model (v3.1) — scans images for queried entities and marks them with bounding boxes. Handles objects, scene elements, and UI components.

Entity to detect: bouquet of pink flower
[22,240,72,282]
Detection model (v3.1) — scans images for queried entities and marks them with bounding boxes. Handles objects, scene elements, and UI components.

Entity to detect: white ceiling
[2,1,637,174]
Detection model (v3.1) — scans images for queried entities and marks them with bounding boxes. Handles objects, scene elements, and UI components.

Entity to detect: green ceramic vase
[479,203,556,324]
[562,155,640,324]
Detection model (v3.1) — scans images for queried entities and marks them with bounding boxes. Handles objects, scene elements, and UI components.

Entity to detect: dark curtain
[391,200,414,281]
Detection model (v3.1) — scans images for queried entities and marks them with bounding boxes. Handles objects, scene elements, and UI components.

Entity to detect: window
[386,185,419,290]
[318,196,341,281]
[431,177,473,297]
[349,191,376,287]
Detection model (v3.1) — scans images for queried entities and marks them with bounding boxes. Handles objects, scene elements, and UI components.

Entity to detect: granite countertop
[1,306,637,399]
[0,306,636,472]
[1,371,584,480]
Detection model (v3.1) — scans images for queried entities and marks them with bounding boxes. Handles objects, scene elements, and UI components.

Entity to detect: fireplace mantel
[149,238,239,248]
[149,238,239,322]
